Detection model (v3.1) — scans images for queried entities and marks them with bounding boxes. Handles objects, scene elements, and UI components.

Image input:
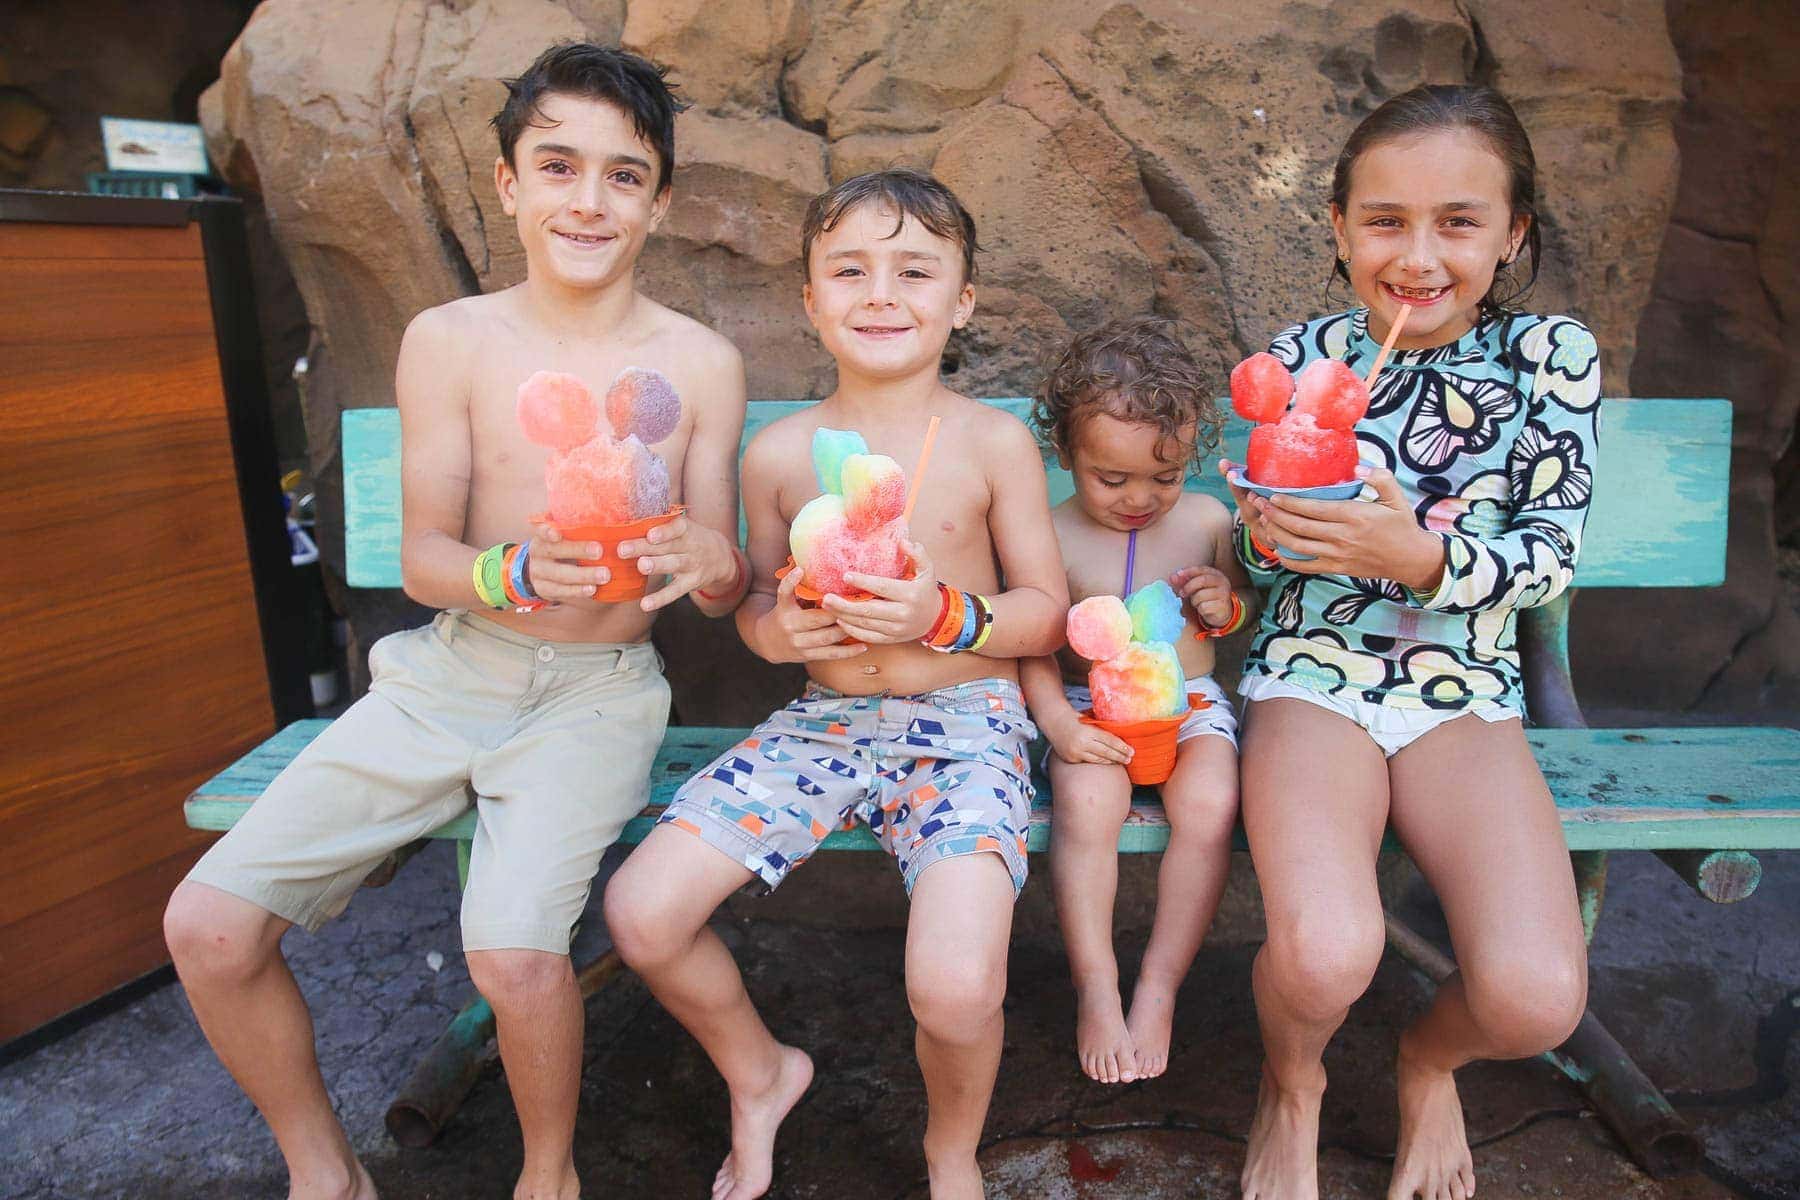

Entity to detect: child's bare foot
[1389,1044,1474,1200]
[924,1149,986,1199]
[712,1044,813,1200]
[1240,1063,1322,1200]
[1075,980,1139,1083]
[289,1158,378,1200]
[1124,977,1178,1078]
[513,1162,579,1200]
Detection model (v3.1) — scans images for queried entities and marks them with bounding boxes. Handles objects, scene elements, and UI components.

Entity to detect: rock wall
[200,0,1763,721]
[1594,0,1800,717]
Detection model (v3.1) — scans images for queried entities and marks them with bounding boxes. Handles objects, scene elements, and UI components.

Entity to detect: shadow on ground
[1,843,1794,1199]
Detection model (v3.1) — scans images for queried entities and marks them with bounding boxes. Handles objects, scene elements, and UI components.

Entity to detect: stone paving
[1,843,1793,1199]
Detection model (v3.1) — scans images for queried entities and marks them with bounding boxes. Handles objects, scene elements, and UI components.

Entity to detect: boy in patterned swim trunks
[604,169,1068,1200]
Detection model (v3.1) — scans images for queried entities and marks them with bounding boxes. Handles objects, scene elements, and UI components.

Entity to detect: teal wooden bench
[186,397,1798,1172]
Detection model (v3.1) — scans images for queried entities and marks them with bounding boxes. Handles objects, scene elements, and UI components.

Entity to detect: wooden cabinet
[0,190,309,1042]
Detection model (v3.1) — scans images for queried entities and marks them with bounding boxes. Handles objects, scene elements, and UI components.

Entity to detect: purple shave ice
[605,367,682,444]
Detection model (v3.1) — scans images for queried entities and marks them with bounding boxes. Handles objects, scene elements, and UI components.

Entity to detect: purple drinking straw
[1123,528,1137,597]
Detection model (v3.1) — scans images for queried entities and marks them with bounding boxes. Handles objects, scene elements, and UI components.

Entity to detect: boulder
[200,0,1800,722]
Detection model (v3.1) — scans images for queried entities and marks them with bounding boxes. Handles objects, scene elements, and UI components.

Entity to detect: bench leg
[385,838,630,1147]
[1654,849,1762,904]
[1383,911,1704,1179]
[1571,850,1608,945]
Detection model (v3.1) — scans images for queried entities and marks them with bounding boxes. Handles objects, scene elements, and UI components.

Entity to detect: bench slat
[187,722,1800,854]
[342,397,1730,592]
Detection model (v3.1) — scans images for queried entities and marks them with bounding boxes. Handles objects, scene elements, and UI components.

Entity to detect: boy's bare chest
[465,336,693,490]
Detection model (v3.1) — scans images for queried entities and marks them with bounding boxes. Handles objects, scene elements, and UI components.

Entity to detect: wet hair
[1331,84,1542,318]
[491,42,686,192]
[1032,316,1222,474]
[800,169,980,283]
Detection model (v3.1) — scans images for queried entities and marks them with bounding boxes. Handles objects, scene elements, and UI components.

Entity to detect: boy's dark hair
[1331,84,1541,318]
[800,169,980,283]
[492,42,686,192]
[1032,316,1222,473]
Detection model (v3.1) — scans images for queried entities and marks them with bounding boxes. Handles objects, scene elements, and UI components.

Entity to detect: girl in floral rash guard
[1241,306,1599,711]
[1225,85,1596,1200]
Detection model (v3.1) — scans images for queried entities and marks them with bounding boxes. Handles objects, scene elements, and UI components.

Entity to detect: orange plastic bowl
[1080,693,1211,786]
[546,505,684,603]
[776,554,916,608]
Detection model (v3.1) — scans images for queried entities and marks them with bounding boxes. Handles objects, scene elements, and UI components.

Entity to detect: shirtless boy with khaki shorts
[163,43,747,1200]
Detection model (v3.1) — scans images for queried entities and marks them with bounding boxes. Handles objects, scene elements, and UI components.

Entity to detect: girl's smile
[1332,129,1527,351]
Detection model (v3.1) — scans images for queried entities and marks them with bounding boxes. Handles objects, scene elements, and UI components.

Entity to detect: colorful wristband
[1193,590,1246,640]
[1240,520,1280,568]
[501,542,550,612]
[472,543,515,609]
[926,584,967,648]
[967,592,996,652]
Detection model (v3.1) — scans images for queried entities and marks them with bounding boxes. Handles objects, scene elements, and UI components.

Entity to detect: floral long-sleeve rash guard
[1235,307,1602,713]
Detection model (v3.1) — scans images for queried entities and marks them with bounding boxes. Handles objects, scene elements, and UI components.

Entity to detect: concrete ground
[1,843,1794,1200]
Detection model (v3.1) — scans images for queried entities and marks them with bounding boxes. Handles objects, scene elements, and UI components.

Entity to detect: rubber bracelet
[923,582,954,641]
[502,542,551,612]
[1223,590,1250,634]
[472,544,514,609]
[1194,590,1245,640]
[927,585,967,647]
[1241,521,1280,567]
[926,587,981,654]
[505,542,537,604]
[967,593,996,652]
[952,595,980,649]
[696,549,746,601]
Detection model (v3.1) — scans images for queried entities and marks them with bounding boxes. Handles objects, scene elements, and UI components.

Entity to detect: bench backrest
[342,397,1730,590]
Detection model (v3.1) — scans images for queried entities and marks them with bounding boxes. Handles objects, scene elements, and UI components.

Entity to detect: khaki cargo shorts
[186,610,670,954]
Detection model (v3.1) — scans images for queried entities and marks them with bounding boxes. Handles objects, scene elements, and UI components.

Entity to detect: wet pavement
[1,841,1794,1199]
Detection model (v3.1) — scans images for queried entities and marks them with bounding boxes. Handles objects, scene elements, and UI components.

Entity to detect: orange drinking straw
[900,414,941,524]
[1364,303,1412,387]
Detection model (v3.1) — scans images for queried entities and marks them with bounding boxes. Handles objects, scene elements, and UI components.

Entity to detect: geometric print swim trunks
[658,676,1037,896]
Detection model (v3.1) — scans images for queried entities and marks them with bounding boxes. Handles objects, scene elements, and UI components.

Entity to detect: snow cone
[1067,582,1207,785]
[783,427,914,603]
[517,367,683,602]
[1228,352,1370,559]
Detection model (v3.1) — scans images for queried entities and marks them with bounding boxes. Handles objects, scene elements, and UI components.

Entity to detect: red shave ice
[1292,358,1371,430]
[1247,412,1361,489]
[802,521,908,596]
[1230,352,1295,423]
[516,370,600,452]
[545,438,634,525]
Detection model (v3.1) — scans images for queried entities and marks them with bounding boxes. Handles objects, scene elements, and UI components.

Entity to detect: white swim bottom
[1237,674,1518,758]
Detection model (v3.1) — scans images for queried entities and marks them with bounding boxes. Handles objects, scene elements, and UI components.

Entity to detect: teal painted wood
[343,408,404,588]
[187,722,1800,854]
[339,397,1730,593]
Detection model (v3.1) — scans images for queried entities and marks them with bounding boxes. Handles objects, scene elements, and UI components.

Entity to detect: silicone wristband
[967,593,996,652]
[928,585,967,647]
[1194,590,1245,640]
[952,595,980,650]
[472,544,514,609]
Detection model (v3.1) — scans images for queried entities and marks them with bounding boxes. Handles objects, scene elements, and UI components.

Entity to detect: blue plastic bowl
[1226,467,1363,561]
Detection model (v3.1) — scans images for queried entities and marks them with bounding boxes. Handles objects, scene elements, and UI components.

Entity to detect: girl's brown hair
[1032,316,1222,473]
[1331,84,1542,318]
